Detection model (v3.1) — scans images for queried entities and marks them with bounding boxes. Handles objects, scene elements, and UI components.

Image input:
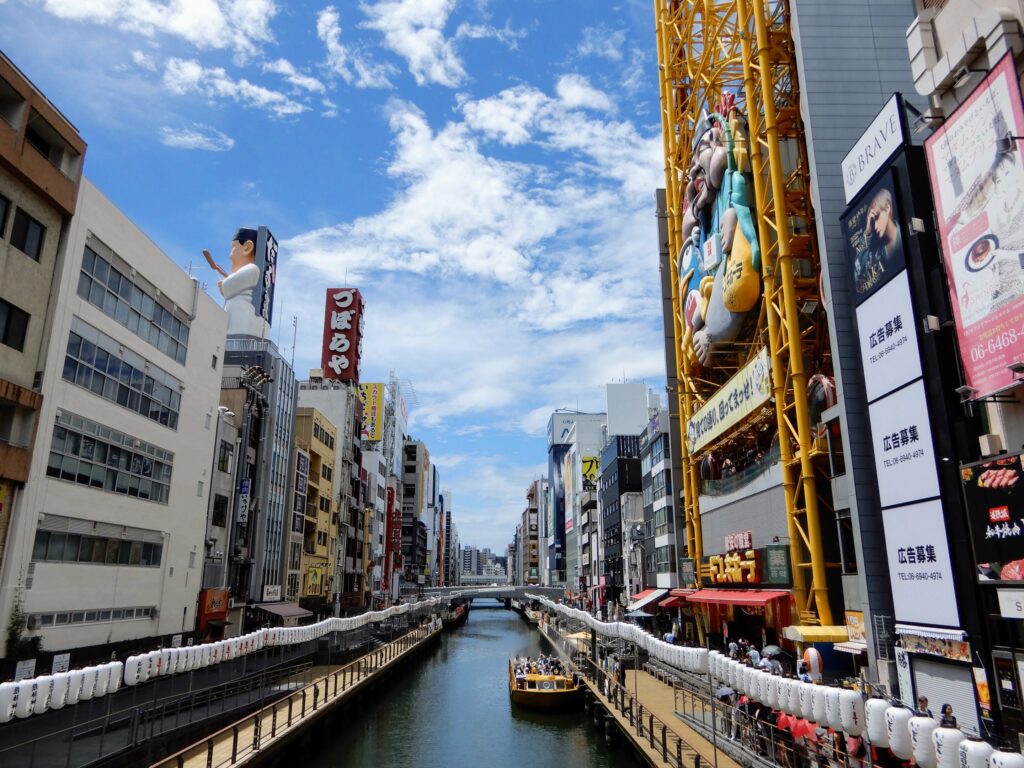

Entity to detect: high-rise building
[598,435,642,612]
[400,439,430,582]
[293,407,337,619]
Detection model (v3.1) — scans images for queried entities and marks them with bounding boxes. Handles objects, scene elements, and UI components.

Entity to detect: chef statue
[203,228,268,338]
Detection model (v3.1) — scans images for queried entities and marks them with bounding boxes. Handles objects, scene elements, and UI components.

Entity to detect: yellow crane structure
[655,0,836,627]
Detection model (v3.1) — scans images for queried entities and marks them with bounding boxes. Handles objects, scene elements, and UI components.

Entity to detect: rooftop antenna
[290,315,298,368]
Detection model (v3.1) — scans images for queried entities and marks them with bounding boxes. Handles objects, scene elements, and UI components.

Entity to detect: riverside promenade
[151,620,442,768]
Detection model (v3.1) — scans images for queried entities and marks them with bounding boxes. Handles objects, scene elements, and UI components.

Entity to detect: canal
[305,605,643,767]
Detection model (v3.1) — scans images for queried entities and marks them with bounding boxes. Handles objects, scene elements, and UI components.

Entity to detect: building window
[62,329,181,429]
[32,530,162,567]
[0,193,9,238]
[29,605,155,627]
[10,208,45,260]
[77,246,190,365]
[211,494,228,527]
[0,297,29,351]
[217,440,233,473]
[46,410,173,503]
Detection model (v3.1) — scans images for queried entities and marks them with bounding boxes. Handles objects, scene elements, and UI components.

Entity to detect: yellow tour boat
[508,658,582,710]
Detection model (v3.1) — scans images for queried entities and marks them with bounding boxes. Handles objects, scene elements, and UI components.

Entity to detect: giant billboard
[359,382,384,441]
[961,452,1024,584]
[926,53,1024,400]
[321,288,364,382]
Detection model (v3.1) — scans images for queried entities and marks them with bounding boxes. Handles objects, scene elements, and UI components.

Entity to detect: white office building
[0,179,226,654]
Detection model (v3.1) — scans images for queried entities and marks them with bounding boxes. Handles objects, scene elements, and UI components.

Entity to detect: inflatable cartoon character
[677,94,762,367]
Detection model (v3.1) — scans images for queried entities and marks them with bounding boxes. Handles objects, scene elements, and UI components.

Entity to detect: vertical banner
[321,288,364,382]
[253,226,278,327]
[925,53,1024,399]
[358,383,384,441]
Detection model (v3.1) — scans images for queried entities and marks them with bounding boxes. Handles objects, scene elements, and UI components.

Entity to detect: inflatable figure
[677,94,762,367]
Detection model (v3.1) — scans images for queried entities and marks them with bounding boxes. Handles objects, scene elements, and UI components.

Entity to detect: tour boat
[441,603,469,629]
[508,659,582,710]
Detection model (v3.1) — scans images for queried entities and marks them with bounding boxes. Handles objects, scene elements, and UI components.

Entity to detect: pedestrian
[939,703,957,728]
[798,661,812,683]
[916,696,933,718]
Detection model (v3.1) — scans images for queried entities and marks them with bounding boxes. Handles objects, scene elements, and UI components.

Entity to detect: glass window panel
[55,613,69,625]
[152,544,162,565]
[74,365,91,390]
[66,333,81,358]
[71,612,84,623]
[47,532,66,561]
[117,276,131,300]
[39,615,54,626]
[105,356,120,376]
[106,267,120,291]
[75,461,90,485]
[46,452,61,477]
[77,272,91,299]
[92,256,109,282]
[82,247,95,273]
[92,538,106,563]
[104,540,118,563]
[111,609,124,620]
[106,445,120,467]
[79,436,94,461]
[79,339,95,365]
[61,356,77,382]
[89,280,105,306]
[93,347,108,371]
[138,478,151,499]
[114,299,129,324]
[85,611,97,622]
[130,285,142,310]
[175,345,186,365]
[168,411,177,430]
[141,542,154,566]
[32,531,48,560]
[129,541,142,565]
[60,455,77,481]
[117,362,131,385]
[129,367,143,390]
[63,534,80,561]
[114,471,129,494]
[89,371,104,396]
[141,294,155,319]
[118,540,131,564]
[78,537,93,562]
[128,475,140,496]
[102,290,116,315]
[98,610,110,620]
[130,453,142,475]
[90,463,105,488]
[127,310,140,333]
[127,390,140,412]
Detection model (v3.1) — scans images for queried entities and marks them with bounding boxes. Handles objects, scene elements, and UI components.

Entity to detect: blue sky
[1,0,667,551]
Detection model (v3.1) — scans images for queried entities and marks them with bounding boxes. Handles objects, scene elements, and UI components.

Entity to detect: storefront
[196,588,231,642]
[687,588,793,650]
[249,601,313,629]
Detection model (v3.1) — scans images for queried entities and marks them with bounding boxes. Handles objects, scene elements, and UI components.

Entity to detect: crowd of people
[512,653,568,681]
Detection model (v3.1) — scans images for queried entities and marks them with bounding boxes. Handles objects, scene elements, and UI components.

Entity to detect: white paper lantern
[789,679,805,715]
[910,716,938,768]
[14,679,34,718]
[124,656,142,686]
[32,676,53,715]
[93,665,110,698]
[50,673,69,710]
[812,684,828,724]
[800,682,816,719]
[988,750,1024,768]
[767,674,781,709]
[886,706,913,759]
[79,667,98,700]
[65,670,83,705]
[825,687,843,730]
[933,727,965,768]
[695,649,709,674]
[960,739,994,768]
[201,645,212,667]
[839,689,865,736]
[158,648,173,674]
[0,682,15,723]
[865,697,890,747]
[107,661,123,694]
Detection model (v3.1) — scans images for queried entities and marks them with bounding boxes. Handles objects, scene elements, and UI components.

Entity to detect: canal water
[306,605,643,767]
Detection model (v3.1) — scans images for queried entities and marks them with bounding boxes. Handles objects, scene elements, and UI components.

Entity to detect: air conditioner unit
[979,433,1004,456]
[26,616,40,630]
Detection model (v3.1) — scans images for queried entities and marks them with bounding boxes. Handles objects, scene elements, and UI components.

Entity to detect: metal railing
[153,621,440,768]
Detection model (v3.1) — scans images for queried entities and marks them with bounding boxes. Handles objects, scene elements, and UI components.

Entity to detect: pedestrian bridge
[423,585,564,602]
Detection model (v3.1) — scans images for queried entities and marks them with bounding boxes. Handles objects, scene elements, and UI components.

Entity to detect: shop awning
[894,623,966,642]
[206,619,233,628]
[254,602,313,619]
[782,625,849,643]
[659,588,697,608]
[834,640,868,655]
[627,588,668,611]
[686,589,790,606]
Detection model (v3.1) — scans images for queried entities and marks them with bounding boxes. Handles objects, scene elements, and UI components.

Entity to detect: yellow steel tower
[655,0,835,627]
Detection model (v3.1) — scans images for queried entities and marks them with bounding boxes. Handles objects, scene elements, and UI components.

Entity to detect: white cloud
[321,96,338,118]
[454,20,525,49]
[457,85,546,145]
[263,58,325,93]
[158,123,235,151]
[555,74,614,113]
[131,49,158,71]
[621,48,648,95]
[163,57,307,116]
[38,0,277,58]
[317,5,396,88]
[360,0,465,87]
[577,25,626,61]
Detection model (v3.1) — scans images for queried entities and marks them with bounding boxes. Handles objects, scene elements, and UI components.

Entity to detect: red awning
[686,589,790,606]
[658,596,688,608]
[630,588,659,601]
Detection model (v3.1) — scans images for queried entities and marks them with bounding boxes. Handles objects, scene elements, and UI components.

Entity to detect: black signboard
[842,170,907,305]
[961,451,1024,583]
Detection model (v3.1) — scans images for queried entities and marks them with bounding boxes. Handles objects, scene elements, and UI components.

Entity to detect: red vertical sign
[384,486,401,591]
[320,288,364,382]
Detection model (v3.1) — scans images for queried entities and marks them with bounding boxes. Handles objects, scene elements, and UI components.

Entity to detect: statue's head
[229,227,259,272]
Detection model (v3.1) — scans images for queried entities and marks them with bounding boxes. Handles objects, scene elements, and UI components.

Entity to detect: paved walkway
[151,623,441,768]
[580,667,742,768]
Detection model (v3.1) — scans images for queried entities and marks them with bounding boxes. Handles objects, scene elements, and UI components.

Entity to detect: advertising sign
[704,550,760,584]
[293,448,308,534]
[925,53,1024,400]
[359,383,384,441]
[51,653,70,675]
[846,611,866,643]
[320,288,364,382]
[764,544,791,585]
[867,380,940,508]
[725,530,753,552]
[253,226,278,327]
[236,477,251,524]
[842,94,907,204]
[882,499,960,627]
[202,588,228,616]
[386,485,401,570]
[961,451,1024,583]
[262,584,281,602]
[306,566,324,596]
[687,347,772,453]
[895,647,914,704]
[582,456,598,491]
[843,171,907,304]
[855,270,922,401]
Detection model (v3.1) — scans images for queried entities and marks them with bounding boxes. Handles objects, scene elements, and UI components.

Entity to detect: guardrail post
[638,704,644,736]
[676,738,683,768]
[272,705,278,736]
[252,713,260,750]
[231,725,239,763]
[207,739,214,768]
[649,714,655,747]
[301,689,307,718]
[662,724,667,761]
